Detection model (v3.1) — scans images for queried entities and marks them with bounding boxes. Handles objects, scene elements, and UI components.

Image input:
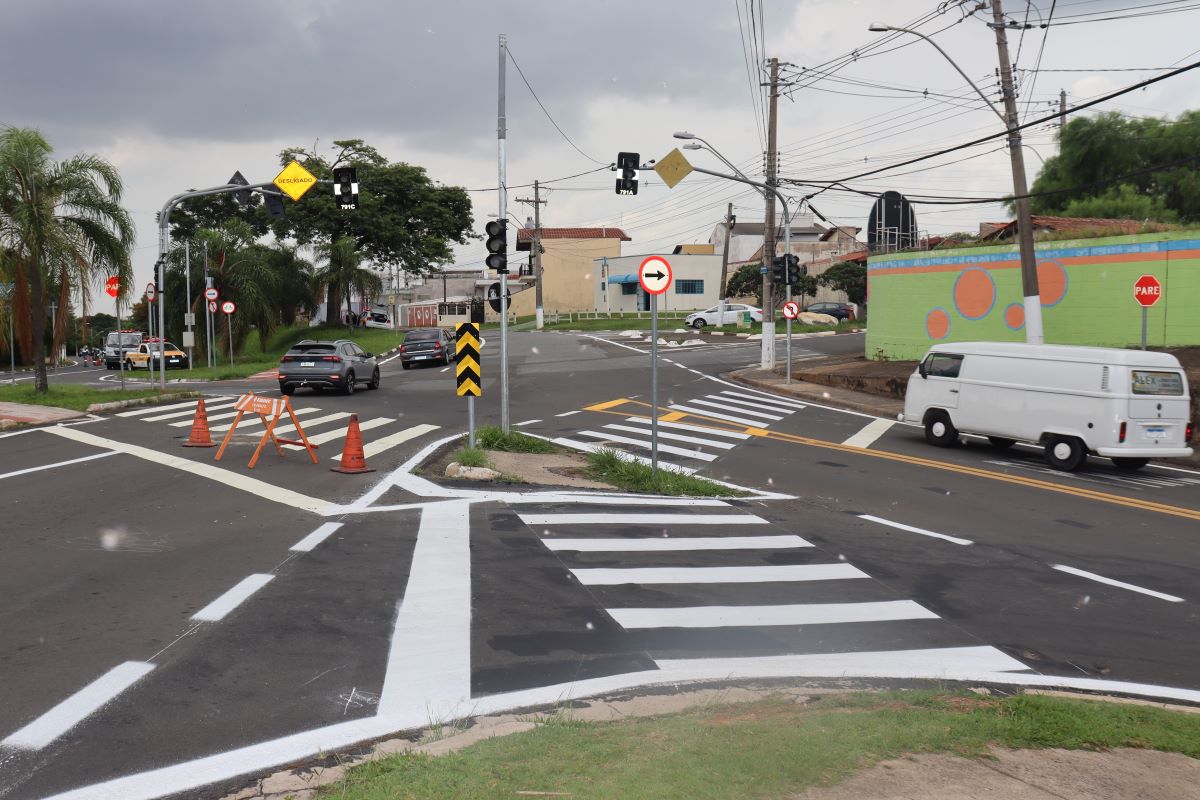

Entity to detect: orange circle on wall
[1004,302,1025,330]
[953,268,996,320]
[926,308,950,340]
[1037,260,1068,306]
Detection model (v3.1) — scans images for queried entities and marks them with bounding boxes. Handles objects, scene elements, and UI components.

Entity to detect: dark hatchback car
[278,339,380,396]
[803,301,856,321]
[399,328,454,369]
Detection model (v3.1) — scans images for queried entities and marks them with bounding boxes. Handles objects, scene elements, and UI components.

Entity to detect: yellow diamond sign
[655,148,694,190]
[273,160,318,201]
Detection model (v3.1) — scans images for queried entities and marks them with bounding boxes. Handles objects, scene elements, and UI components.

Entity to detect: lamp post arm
[885,25,1008,126]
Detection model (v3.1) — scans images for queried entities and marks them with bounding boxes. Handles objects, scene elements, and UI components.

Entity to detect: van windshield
[106,333,140,348]
[1131,370,1184,396]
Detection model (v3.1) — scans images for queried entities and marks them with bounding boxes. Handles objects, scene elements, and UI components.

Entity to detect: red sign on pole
[1133,274,1162,307]
[638,256,673,296]
[221,300,237,315]
[105,276,119,298]
[145,282,157,303]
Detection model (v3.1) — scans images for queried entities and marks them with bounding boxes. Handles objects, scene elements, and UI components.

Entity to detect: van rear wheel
[924,411,959,448]
[1044,436,1087,472]
[1112,457,1149,471]
[987,437,1016,450]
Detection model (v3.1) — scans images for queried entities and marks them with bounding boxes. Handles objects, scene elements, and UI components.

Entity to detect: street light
[868,16,1044,344]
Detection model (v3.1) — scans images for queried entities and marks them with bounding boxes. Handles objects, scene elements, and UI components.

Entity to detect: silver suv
[278,340,380,396]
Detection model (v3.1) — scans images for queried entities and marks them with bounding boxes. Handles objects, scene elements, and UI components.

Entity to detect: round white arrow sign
[638,256,673,296]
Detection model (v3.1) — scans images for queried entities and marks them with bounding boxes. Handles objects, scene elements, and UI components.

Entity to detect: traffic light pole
[497,33,510,433]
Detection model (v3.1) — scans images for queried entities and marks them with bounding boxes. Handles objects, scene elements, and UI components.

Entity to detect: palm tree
[266,242,317,327]
[0,128,134,392]
[314,236,381,328]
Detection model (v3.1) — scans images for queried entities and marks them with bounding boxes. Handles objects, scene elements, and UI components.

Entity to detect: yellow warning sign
[655,148,694,190]
[273,160,318,201]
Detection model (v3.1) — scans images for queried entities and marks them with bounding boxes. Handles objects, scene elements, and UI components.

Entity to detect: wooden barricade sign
[455,322,482,397]
[214,391,319,469]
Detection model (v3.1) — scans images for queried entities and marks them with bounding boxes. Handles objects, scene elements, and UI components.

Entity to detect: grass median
[585,448,746,496]
[319,690,1200,800]
[0,383,169,411]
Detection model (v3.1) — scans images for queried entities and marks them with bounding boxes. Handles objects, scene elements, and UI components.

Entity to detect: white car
[685,304,762,329]
[363,311,393,329]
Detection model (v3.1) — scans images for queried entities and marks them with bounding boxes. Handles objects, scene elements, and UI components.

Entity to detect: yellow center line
[579,399,1200,522]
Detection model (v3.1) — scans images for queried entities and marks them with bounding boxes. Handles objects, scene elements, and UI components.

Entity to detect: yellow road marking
[574,398,1200,522]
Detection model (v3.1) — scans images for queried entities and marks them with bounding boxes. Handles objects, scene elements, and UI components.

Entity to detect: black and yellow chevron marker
[455,322,482,397]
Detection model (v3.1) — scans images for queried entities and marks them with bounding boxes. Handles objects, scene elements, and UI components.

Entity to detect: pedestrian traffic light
[485,219,507,273]
[615,152,639,195]
[333,167,359,210]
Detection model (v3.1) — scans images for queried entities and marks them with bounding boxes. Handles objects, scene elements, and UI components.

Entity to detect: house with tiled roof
[979,215,1144,241]
[497,226,632,319]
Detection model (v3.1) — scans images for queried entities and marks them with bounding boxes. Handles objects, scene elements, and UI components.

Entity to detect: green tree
[725,262,763,305]
[1025,110,1200,223]
[0,128,134,390]
[314,236,382,327]
[818,260,867,306]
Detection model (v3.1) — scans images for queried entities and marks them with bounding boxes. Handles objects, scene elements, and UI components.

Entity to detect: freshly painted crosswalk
[122,396,439,464]
[519,502,1018,674]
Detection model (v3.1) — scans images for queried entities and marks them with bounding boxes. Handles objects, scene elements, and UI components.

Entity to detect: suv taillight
[322,355,342,363]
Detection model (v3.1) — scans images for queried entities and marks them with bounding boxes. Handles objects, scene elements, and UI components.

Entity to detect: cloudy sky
[4,0,1199,314]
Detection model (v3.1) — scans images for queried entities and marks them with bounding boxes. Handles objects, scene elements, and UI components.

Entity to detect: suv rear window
[290,343,337,355]
[1131,370,1184,396]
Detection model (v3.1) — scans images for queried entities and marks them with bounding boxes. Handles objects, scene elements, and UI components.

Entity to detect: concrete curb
[86,391,200,413]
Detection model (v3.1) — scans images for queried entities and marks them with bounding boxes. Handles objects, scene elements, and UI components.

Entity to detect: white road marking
[623,416,750,440]
[1052,564,1185,603]
[654,645,1028,679]
[550,437,698,475]
[379,501,472,717]
[43,426,334,515]
[1,661,155,750]
[290,522,343,553]
[609,600,938,628]
[272,412,351,437]
[514,419,541,427]
[138,401,237,422]
[667,404,766,426]
[518,512,768,526]
[196,406,323,431]
[576,430,718,461]
[0,451,117,481]
[718,390,807,411]
[686,398,784,421]
[705,394,796,414]
[842,418,897,449]
[543,535,812,551]
[285,417,392,447]
[116,399,218,418]
[555,410,582,417]
[858,514,973,546]
[354,423,441,460]
[192,574,275,621]
[572,563,866,585]
[602,423,736,449]
[440,366,451,373]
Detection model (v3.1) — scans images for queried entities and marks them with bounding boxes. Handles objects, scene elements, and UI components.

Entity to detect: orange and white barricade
[214,392,319,469]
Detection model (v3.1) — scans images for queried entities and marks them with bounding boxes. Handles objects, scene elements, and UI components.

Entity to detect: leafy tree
[314,236,382,327]
[725,262,763,305]
[818,260,867,306]
[792,273,818,303]
[1025,110,1200,223]
[0,128,134,390]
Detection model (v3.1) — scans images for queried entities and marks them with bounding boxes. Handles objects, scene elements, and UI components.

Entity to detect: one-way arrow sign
[638,256,673,296]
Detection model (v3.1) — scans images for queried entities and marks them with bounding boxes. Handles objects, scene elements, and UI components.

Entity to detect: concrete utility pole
[1060,89,1067,129]
[991,0,1044,344]
[719,202,735,316]
[517,180,547,329]
[184,240,193,369]
[497,33,510,432]
[760,57,780,369]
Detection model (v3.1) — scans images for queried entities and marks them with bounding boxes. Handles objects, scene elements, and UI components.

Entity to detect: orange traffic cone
[182,398,217,448]
[331,414,375,474]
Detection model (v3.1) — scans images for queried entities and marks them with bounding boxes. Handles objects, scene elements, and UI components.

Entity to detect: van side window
[926,354,963,378]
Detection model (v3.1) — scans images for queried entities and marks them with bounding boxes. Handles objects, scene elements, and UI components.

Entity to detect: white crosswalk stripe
[600,424,736,449]
[285,417,393,447]
[576,430,718,461]
[542,535,812,552]
[571,563,867,585]
[666,404,766,427]
[196,406,324,431]
[703,394,796,414]
[342,423,441,461]
[684,398,784,421]
[608,601,938,629]
[717,390,807,411]
[622,417,751,439]
[138,401,238,422]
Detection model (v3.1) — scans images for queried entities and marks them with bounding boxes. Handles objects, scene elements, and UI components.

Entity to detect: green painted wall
[865,231,1200,361]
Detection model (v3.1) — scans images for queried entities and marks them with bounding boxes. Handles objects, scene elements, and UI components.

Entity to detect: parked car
[400,328,454,369]
[278,339,379,396]
[685,304,763,329]
[900,342,1194,472]
[125,340,188,370]
[803,302,856,321]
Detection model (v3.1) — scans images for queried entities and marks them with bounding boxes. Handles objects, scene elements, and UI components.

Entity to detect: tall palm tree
[0,128,134,391]
[314,236,381,327]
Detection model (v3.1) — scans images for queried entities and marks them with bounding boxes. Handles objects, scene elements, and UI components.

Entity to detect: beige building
[593,253,725,313]
[492,227,630,319]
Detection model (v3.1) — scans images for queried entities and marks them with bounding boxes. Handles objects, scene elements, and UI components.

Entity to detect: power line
[734,0,767,150]
[1020,0,1057,123]
[505,46,607,165]
[463,164,612,193]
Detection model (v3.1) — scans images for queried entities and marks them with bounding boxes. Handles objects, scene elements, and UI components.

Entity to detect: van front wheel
[1044,436,1087,472]
[1112,457,1149,471]
[924,412,959,448]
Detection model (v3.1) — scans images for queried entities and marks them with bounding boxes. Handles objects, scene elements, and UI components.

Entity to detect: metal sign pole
[651,292,659,476]
[1141,306,1148,351]
[227,313,234,369]
[117,300,126,390]
[184,240,193,369]
[786,303,793,384]
[468,396,476,448]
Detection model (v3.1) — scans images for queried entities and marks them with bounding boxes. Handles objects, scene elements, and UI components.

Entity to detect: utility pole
[760,57,780,369]
[184,240,193,369]
[991,0,1044,344]
[1059,89,1067,129]
[497,33,510,432]
[517,180,547,329]
[719,202,735,316]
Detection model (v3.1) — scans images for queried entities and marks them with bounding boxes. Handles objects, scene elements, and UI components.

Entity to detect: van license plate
[1145,428,1167,439]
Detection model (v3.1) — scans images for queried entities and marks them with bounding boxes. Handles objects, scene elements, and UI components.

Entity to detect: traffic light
[771,256,787,285]
[333,167,359,210]
[485,219,507,273]
[615,151,639,195]
[773,255,807,285]
[264,191,286,219]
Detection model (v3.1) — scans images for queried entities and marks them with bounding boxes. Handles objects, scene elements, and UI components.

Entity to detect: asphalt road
[2,330,1199,800]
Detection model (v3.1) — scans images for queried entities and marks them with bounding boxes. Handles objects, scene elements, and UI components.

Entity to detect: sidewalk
[0,401,83,427]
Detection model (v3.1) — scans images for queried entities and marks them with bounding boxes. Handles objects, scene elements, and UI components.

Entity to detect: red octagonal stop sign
[1133,274,1162,307]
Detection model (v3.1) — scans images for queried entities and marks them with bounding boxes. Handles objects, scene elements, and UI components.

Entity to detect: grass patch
[0,383,168,411]
[476,425,557,454]
[453,445,489,468]
[584,448,745,497]
[320,690,1200,800]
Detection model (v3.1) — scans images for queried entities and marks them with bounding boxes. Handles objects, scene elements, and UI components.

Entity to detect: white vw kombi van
[901,342,1194,471]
